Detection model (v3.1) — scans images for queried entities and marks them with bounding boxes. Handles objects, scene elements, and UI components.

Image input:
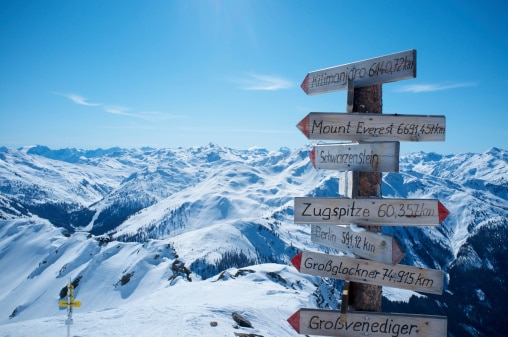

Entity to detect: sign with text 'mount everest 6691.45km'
[297,113,446,142]
[310,141,400,172]
[310,224,405,265]
[287,308,447,337]
[301,49,416,95]
[294,197,450,226]
[296,112,446,142]
[291,250,444,295]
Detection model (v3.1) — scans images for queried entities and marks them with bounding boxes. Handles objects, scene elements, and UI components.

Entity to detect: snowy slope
[0,145,507,336]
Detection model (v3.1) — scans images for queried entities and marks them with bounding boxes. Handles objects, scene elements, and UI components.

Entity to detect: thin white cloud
[397,82,477,93]
[234,73,293,91]
[104,105,133,116]
[104,106,187,121]
[56,92,184,121]
[56,92,102,106]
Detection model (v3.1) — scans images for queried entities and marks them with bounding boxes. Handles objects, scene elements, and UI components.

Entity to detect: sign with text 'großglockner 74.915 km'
[291,250,445,295]
[287,308,447,337]
[300,49,416,95]
[297,113,446,142]
[310,141,400,172]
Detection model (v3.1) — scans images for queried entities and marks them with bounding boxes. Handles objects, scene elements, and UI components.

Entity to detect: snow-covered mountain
[0,144,506,336]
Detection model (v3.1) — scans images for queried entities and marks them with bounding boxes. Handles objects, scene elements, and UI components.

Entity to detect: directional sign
[301,49,416,96]
[291,251,444,294]
[59,300,81,308]
[310,142,399,172]
[297,113,446,142]
[288,308,447,337]
[294,197,449,226]
[311,224,405,265]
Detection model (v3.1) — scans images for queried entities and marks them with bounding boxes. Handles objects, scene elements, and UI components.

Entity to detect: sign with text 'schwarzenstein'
[301,49,416,95]
[291,250,444,295]
[297,113,446,142]
[287,308,447,337]
[310,141,399,172]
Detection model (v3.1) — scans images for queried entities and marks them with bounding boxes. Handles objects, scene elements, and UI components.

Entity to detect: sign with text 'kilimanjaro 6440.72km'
[310,141,400,172]
[297,113,446,142]
[291,250,444,295]
[300,50,416,95]
[287,308,447,337]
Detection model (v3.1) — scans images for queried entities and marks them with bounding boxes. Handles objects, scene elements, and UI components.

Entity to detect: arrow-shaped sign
[288,308,447,337]
[310,141,400,172]
[294,197,450,226]
[59,300,82,308]
[311,224,405,265]
[291,250,444,294]
[297,113,446,142]
[301,50,416,96]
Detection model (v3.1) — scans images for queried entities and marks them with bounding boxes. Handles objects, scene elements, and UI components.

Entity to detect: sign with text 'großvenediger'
[287,308,447,337]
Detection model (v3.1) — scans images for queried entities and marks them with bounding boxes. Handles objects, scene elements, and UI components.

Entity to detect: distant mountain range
[0,144,506,336]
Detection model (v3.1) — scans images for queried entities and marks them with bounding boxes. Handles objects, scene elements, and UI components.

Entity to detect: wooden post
[341,84,383,312]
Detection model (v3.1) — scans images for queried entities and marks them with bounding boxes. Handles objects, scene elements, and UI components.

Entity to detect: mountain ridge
[0,144,506,336]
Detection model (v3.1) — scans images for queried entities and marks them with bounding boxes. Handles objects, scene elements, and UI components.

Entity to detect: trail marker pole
[59,277,82,337]
[66,277,72,337]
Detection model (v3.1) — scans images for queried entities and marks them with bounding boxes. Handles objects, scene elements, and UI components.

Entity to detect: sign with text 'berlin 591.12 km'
[310,224,405,265]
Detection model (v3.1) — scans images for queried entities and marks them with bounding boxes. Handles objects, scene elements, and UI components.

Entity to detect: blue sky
[1,0,507,154]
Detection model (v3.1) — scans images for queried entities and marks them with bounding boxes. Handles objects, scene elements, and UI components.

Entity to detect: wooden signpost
[301,49,416,96]
[310,224,405,265]
[294,197,449,226]
[291,250,444,295]
[288,308,447,337]
[310,141,399,172]
[289,50,448,335]
[297,112,446,142]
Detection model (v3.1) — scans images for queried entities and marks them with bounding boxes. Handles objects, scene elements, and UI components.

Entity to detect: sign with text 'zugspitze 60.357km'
[301,49,416,95]
[297,113,446,142]
[294,197,449,226]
